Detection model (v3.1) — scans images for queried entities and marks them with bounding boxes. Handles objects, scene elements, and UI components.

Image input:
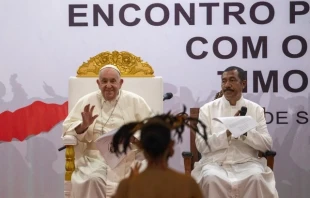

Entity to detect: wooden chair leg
[182,152,193,176]
[64,146,75,198]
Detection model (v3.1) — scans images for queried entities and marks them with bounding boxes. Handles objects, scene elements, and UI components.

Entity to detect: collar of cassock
[221,94,246,109]
[96,90,122,105]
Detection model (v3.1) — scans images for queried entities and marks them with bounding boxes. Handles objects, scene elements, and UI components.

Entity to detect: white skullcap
[99,64,121,75]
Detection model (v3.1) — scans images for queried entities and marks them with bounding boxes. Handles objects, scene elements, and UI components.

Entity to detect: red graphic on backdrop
[0,101,68,142]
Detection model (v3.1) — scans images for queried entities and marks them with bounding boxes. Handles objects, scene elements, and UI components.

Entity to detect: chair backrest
[189,108,201,169]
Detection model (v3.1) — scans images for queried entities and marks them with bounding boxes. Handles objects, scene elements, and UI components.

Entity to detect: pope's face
[96,68,123,101]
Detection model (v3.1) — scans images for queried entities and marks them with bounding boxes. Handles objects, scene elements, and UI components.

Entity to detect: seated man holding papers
[192,66,278,198]
[62,65,152,198]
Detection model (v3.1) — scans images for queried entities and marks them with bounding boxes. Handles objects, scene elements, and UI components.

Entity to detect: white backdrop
[0,0,309,198]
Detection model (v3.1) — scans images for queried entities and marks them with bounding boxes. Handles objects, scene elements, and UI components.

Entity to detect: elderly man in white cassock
[192,66,278,198]
[62,65,153,198]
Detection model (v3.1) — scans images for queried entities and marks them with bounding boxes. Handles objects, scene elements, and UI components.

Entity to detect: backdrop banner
[0,1,309,198]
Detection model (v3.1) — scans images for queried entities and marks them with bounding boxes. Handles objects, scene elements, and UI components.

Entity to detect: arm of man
[132,96,153,141]
[195,106,230,154]
[240,106,272,152]
[62,97,93,143]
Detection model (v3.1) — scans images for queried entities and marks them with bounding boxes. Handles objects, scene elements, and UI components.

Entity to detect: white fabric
[62,90,152,198]
[192,96,278,198]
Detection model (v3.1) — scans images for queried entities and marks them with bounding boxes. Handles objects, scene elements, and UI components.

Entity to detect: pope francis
[62,65,153,198]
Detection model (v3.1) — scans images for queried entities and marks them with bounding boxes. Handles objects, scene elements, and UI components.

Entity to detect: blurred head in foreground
[112,106,209,167]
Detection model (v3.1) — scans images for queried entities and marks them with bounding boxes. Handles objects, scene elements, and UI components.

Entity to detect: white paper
[212,116,258,138]
[95,128,127,169]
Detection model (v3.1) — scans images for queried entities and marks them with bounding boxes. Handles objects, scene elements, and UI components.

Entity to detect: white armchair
[60,50,164,198]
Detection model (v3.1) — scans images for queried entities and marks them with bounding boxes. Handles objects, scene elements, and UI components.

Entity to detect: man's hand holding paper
[213,116,258,138]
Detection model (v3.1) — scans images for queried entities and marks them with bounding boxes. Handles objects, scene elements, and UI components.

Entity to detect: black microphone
[240,106,248,136]
[163,92,173,101]
[240,106,247,116]
[58,146,66,151]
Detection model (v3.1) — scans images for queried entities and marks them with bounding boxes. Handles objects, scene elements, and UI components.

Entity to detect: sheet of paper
[95,128,126,169]
[212,116,258,138]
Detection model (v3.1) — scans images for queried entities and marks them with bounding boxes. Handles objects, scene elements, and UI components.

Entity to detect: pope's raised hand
[81,104,98,129]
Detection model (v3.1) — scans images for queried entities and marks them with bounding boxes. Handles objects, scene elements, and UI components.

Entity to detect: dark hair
[140,119,171,158]
[111,106,209,157]
[223,66,247,81]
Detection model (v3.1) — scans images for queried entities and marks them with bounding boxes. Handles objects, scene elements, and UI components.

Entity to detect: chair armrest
[263,150,277,157]
[182,151,193,176]
[58,135,78,151]
[182,151,193,158]
[63,135,78,145]
[263,150,276,170]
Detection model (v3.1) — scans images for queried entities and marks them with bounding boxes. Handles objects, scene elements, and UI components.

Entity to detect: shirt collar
[221,95,245,109]
[96,90,122,104]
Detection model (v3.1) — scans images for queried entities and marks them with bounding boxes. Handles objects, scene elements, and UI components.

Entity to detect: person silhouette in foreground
[111,108,207,198]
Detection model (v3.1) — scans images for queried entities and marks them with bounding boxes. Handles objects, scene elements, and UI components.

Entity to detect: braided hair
[111,105,209,157]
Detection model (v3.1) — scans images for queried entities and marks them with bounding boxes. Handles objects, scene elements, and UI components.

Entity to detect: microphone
[163,92,173,101]
[240,106,248,136]
[240,106,247,116]
[58,146,66,151]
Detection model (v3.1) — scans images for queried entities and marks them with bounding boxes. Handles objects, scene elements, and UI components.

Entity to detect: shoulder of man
[243,98,264,111]
[200,97,222,111]
[77,91,98,102]
[121,90,144,100]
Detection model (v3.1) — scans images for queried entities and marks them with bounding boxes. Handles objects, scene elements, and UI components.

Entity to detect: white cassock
[192,96,278,198]
[62,90,152,198]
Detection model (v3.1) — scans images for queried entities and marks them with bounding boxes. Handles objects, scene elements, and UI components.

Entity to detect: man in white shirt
[192,66,278,198]
[62,65,152,198]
